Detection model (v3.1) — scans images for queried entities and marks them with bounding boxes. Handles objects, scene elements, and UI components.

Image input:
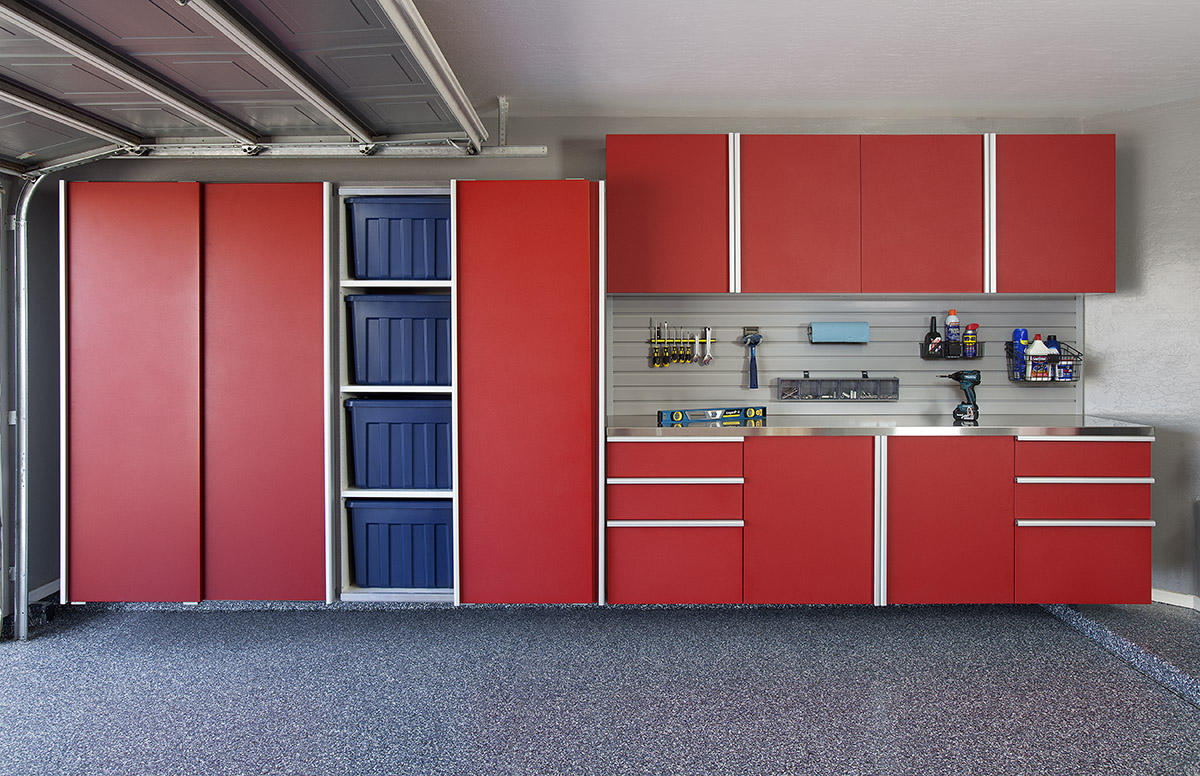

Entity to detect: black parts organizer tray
[1004,341,1083,382]
[779,374,899,401]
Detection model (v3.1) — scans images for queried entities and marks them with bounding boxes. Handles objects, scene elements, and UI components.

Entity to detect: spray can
[1011,328,1028,380]
[946,309,961,341]
[963,323,979,358]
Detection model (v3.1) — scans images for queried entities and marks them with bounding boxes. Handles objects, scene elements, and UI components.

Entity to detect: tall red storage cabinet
[202,184,326,601]
[65,182,327,602]
[67,183,204,601]
[456,180,599,604]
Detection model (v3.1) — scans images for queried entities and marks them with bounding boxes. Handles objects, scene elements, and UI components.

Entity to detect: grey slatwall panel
[608,294,1081,418]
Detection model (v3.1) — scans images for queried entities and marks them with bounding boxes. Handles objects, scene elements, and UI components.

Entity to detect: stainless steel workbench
[606,415,1154,438]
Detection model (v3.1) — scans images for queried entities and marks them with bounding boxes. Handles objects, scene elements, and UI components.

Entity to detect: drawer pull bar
[607,520,744,528]
[1016,519,1156,528]
[1016,436,1154,443]
[607,477,744,485]
[1015,477,1154,484]
[607,437,742,443]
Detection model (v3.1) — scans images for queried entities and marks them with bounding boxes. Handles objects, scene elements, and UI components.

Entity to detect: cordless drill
[937,370,981,423]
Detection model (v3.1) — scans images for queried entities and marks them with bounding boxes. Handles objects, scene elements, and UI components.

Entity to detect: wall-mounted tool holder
[1004,341,1083,383]
[808,321,870,343]
[919,342,985,360]
[649,320,714,367]
[779,372,900,402]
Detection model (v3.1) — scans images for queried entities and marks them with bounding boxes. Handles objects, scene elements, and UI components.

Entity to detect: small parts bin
[346,196,451,280]
[348,500,453,588]
[347,294,450,385]
[346,399,452,490]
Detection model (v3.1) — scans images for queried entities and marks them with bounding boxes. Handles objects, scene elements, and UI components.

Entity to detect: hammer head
[743,333,762,347]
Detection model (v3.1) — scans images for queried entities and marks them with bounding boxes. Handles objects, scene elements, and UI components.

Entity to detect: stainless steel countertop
[606,414,1154,438]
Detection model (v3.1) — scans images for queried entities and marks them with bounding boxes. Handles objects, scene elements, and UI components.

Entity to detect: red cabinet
[1016,524,1151,604]
[607,483,743,521]
[608,440,742,478]
[857,135,986,293]
[66,182,327,602]
[606,134,729,293]
[995,134,1115,293]
[1013,438,1152,603]
[605,438,743,604]
[887,436,1015,604]
[740,135,862,293]
[457,180,599,604]
[743,436,875,604]
[67,183,203,602]
[202,184,327,601]
[607,525,742,604]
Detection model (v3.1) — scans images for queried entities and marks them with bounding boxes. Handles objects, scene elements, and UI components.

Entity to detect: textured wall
[1083,97,1200,597]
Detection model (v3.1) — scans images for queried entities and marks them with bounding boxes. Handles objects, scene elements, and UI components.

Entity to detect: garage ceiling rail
[0,0,538,175]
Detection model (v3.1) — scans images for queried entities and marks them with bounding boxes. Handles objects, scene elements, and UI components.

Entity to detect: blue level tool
[657,406,766,426]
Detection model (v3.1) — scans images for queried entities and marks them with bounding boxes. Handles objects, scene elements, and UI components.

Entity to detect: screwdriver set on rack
[649,319,714,367]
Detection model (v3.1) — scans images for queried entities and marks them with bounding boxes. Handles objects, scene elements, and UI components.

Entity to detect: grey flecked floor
[1,605,1198,776]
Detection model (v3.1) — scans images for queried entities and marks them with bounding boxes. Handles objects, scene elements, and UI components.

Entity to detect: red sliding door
[457,180,598,603]
[67,182,203,601]
[203,183,326,600]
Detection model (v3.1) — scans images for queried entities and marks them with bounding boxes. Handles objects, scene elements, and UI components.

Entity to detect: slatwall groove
[610,294,1080,418]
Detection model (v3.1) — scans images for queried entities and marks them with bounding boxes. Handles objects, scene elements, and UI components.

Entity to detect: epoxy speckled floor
[0,604,1197,776]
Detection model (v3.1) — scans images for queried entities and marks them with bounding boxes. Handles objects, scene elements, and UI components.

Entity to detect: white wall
[1084,97,1200,597]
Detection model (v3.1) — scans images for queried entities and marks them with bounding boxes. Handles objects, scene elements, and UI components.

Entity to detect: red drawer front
[1015,441,1151,477]
[607,441,742,478]
[607,483,742,520]
[606,526,742,604]
[1014,483,1150,519]
[1015,525,1151,604]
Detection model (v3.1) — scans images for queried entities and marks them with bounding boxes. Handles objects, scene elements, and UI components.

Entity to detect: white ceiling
[414,0,1200,119]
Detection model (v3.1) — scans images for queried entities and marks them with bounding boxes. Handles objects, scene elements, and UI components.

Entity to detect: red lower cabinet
[1015,524,1151,604]
[607,483,743,521]
[743,437,875,604]
[607,525,742,604]
[887,436,1016,604]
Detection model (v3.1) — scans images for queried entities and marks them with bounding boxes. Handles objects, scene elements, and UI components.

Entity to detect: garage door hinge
[7,411,15,425]
[6,216,15,231]
[8,567,14,582]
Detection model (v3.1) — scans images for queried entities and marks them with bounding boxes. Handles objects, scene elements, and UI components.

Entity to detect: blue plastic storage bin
[347,196,451,280]
[345,398,452,490]
[347,294,450,385]
[347,500,453,588]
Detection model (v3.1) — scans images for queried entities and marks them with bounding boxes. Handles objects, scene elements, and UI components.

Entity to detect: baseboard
[28,579,60,604]
[1152,588,1200,611]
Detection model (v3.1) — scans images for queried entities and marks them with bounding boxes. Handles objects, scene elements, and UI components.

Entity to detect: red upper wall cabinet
[995,134,1115,293]
[740,135,862,293]
[861,135,984,293]
[606,134,729,293]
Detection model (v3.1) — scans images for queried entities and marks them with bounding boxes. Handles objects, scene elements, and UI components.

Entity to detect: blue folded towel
[808,321,870,343]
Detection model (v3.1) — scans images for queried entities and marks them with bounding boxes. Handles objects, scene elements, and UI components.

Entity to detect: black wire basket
[1004,341,1082,383]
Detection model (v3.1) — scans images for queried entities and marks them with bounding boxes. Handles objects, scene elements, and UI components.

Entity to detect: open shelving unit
[333,185,457,603]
